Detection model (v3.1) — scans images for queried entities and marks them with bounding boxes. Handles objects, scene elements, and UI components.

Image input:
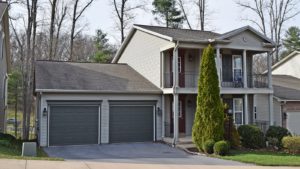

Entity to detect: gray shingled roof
[273,75,300,100]
[135,24,220,42]
[35,61,161,93]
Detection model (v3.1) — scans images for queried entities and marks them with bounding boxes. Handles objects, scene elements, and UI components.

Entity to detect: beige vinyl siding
[255,94,270,122]
[38,93,162,147]
[272,54,300,79]
[118,30,173,88]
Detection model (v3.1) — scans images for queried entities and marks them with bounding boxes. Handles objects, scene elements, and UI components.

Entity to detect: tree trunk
[49,0,57,60]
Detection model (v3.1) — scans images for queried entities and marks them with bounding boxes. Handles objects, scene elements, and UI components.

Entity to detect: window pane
[233,56,242,69]
[235,112,242,125]
[234,99,243,111]
[234,69,243,81]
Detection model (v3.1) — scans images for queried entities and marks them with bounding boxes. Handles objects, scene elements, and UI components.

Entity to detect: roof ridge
[134,24,219,34]
[35,60,127,65]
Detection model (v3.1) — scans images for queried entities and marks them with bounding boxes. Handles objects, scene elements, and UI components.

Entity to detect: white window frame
[232,55,242,81]
[233,98,244,126]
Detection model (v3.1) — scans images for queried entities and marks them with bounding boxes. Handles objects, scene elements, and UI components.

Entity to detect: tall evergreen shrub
[192,45,224,151]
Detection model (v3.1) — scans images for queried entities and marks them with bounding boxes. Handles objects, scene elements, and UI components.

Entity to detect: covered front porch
[162,93,271,144]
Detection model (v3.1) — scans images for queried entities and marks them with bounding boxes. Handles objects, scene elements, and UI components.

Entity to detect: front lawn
[0,142,63,161]
[220,150,300,166]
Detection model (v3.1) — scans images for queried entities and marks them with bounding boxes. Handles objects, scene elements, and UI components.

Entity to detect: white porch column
[267,52,273,89]
[161,52,165,88]
[173,47,179,88]
[162,95,165,138]
[173,94,179,144]
[216,48,221,87]
[244,94,249,124]
[243,50,248,88]
[269,94,274,125]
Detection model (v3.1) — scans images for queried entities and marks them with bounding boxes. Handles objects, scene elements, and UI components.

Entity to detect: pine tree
[152,0,184,28]
[192,45,224,151]
[283,26,300,53]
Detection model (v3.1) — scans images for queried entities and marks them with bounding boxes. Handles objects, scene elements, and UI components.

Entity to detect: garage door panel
[109,106,154,143]
[287,112,300,135]
[49,105,99,146]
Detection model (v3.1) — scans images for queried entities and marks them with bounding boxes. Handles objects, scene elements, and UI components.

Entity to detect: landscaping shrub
[214,140,230,156]
[224,115,240,148]
[238,125,265,149]
[266,126,291,148]
[282,136,300,154]
[203,139,215,154]
[0,133,16,142]
[0,140,10,147]
[192,45,224,151]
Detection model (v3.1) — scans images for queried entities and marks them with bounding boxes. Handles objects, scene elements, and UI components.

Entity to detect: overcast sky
[82,0,300,44]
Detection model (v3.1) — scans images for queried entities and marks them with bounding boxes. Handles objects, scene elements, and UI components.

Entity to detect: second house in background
[113,25,276,142]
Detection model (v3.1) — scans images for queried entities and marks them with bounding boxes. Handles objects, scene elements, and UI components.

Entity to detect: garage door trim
[47,100,102,146]
[109,101,157,143]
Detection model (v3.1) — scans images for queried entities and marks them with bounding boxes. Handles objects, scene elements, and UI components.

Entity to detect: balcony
[164,72,198,88]
[221,74,268,88]
[248,74,269,88]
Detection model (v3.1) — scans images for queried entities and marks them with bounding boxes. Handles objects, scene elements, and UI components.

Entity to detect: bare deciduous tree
[70,0,95,61]
[237,0,300,62]
[177,0,192,29]
[49,0,57,60]
[195,0,206,31]
[111,0,144,43]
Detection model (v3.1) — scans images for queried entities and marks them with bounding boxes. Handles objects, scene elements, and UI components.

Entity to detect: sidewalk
[0,159,296,169]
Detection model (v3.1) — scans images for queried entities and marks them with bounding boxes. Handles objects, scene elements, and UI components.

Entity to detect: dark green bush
[282,136,300,154]
[213,140,230,156]
[266,126,291,148]
[0,140,10,147]
[0,133,16,142]
[203,139,215,154]
[238,125,265,149]
[224,115,240,148]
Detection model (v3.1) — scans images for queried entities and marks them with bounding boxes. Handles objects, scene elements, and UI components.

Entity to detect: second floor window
[233,55,242,82]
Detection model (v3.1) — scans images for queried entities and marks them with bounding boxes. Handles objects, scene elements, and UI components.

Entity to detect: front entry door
[170,95,186,133]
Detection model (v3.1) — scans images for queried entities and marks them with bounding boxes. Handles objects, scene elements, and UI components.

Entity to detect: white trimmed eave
[112,25,174,63]
[271,51,300,72]
[273,96,300,102]
[217,26,276,46]
[35,89,163,94]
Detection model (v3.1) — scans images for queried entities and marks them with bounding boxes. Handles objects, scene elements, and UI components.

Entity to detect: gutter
[34,89,163,94]
[172,40,179,146]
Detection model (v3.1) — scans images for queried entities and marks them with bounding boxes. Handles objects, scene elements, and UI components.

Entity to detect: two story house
[35,24,276,147]
[0,2,10,132]
[113,25,276,142]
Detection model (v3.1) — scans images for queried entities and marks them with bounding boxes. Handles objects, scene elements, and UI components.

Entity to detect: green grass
[220,150,300,166]
[0,145,63,161]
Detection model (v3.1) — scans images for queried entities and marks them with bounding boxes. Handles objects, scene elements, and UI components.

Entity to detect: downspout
[172,41,179,146]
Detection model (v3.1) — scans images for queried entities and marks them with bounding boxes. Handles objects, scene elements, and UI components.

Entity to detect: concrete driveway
[44,142,246,165]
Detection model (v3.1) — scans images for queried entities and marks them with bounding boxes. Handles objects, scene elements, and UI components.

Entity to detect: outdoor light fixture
[157,107,162,115]
[43,108,48,117]
[228,109,233,114]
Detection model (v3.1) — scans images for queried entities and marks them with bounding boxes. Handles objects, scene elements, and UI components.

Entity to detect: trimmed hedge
[282,136,300,154]
[266,126,291,148]
[214,140,230,156]
[203,139,215,154]
[238,125,265,149]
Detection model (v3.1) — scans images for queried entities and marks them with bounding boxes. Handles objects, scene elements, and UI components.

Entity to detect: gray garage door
[109,104,154,143]
[49,105,99,146]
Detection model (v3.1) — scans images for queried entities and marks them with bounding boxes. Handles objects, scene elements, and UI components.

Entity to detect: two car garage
[48,101,156,146]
